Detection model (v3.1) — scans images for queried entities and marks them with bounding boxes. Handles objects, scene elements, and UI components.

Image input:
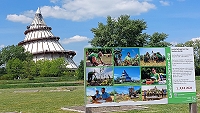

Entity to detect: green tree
[147,32,171,47]
[176,39,200,76]
[22,60,37,78]
[36,58,68,77]
[76,60,84,80]
[89,15,171,47]
[38,60,51,77]
[49,58,67,77]
[0,45,32,64]
[5,58,23,79]
[0,67,6,77]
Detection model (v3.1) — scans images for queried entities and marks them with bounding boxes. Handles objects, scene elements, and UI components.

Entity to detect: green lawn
[0,86,84,113]
[0,77,199,113]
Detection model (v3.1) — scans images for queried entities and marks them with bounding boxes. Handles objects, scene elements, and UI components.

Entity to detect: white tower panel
[18,8,77,70]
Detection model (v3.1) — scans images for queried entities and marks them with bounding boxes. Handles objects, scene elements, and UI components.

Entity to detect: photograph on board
[141,67,166,85]
[139,48,166,66]
[86,67,113,86]
[85,48,113,67]
[114,86,141,102]
[141,85,167,103]
[114,48,140,66]
[86,86,114,104]
[114,67,140,86]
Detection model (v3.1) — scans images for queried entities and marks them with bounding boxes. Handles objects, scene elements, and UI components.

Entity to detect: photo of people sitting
[141,67,166,85]
[88,87,113,104]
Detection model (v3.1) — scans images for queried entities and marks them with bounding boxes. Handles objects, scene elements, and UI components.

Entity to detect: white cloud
[50,0,59,3]
[84,44,92,48]
[7,0,156,23]
[60,0,156,21]
[0,45,5,49]
[6,14,32,24]
[191,37,200,41]
[159,0,170,6]
[170,41,178,46]
[60,35,90,44]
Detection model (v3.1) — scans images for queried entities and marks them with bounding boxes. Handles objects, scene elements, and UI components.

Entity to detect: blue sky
[86,86,113,96]
[141,85,167,91]
[139,48,165,56]
[0,0,200,65]
[114,86,141,94]
[114,67,140,80]
[118,48,139,60]
[86,67,113,80]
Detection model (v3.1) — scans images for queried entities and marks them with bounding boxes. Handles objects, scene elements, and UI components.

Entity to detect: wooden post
[189,103,197,113]
[85,107,92,113]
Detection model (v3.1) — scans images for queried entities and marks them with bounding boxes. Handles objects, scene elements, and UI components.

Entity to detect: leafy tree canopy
[89,15,171,47]
[0,45,32,64]
[76,60,84,80]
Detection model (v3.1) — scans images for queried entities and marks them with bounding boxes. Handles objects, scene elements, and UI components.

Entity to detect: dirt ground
[62,105,148,113]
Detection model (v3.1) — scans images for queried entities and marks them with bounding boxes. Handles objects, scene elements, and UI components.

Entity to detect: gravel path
[62,105,148,113]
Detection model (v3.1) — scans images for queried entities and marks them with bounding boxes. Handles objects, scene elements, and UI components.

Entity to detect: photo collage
[85,47,168,104]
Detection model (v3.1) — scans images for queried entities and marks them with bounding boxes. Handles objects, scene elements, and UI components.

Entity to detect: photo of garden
[85,48,113,67]
[139,48,166,66]
[86,67,113,86]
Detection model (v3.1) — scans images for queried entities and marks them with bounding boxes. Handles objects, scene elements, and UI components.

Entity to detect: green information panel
[84,47,196,107]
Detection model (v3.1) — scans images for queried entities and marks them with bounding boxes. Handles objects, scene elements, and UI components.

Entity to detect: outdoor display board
[84,47,196,107]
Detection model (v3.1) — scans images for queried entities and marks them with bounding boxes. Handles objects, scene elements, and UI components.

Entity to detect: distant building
[18,8,77,70]
[121,70,132,82]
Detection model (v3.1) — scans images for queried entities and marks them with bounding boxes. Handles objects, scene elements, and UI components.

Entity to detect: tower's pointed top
[36,7,41,14]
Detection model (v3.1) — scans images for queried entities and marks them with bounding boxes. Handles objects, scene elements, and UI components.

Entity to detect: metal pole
[189,103,197,113]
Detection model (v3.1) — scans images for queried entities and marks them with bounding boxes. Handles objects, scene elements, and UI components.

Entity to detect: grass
[0,86,84,113]
[140,61,166,66]
[0,77,199,112]
[0,77,83,89]
[0,82,83,89]
[1,83,198,113]
[0,76,78,84]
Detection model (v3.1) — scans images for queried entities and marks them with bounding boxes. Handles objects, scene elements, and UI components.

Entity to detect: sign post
[189,103,197,113]
[84,47,197,112]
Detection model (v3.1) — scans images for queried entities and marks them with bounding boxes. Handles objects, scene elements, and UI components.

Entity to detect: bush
[28,75,35,80]
[0,74,14,80]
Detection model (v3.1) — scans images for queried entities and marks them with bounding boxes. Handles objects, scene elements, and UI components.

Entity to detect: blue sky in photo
[114,86,141,94]
[114,67,140,80]
[86,67,113,80]
[141,85,167,91]
[1,0,200,65]
[86,86,114,96]
[139,48,166,56]
[118,48,139,60]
